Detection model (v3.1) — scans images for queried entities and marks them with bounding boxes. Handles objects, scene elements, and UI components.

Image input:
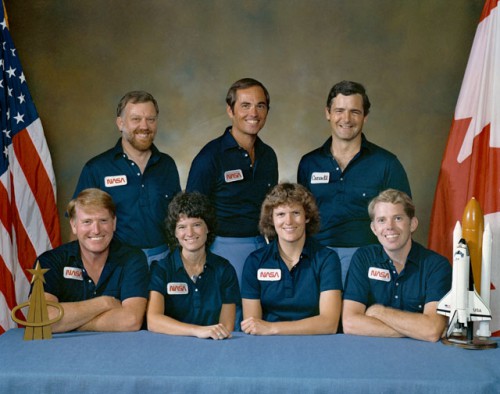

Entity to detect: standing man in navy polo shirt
[186,78,278,285]
[298,81,411,284]
[35,188,149,333]
[72,91,181,265]
[342,189,451,342]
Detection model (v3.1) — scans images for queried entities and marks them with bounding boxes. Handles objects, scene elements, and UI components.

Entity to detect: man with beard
[72,91,181,265]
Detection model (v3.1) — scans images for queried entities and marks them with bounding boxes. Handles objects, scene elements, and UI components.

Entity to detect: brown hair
[226,78,270,112]
[165,192,217,250]
[116,90,159,117]
[259,183,320,240]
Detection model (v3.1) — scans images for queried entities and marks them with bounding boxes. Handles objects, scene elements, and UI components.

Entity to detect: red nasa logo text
[167,282,189,295]
[257,269,281,281]
[368,267,391,282]
[63,267,83,281]
[224,170,244,183]
[104,175,128,187]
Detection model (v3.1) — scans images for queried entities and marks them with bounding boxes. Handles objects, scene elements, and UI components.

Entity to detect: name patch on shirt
[310,172,330,184]
[104,175,128,187]
[368,267,391,282]
[167,282,189,294]
[63,267,83,281]
[224,169,244,183]
[257,269,281,281]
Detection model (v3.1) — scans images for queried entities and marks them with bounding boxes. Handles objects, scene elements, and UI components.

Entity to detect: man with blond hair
[34,188,149,333]
[342,189,451,342]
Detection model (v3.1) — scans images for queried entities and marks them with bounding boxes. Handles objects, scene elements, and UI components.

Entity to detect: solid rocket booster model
[461,198,484,293]
[437,238,491,339]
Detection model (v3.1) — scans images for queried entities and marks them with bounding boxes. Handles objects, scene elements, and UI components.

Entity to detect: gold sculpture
[11,261,64,340]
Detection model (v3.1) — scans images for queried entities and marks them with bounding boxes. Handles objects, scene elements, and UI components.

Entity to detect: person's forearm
[343,313,403,338]
[148,313,202,336]
[50,297,116,333]
[268,314,339,336]
[367,306,444,342]
[79,298,146,332]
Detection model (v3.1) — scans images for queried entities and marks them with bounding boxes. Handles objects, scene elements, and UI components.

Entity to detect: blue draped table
[0,328,499,393]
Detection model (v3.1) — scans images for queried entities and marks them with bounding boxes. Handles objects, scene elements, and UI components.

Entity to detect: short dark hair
[326,80,371,116]
[165,192,217,250]
[67,188,116,220]
[259,183,320,240]
[226,78,270,112]
[368,189,415,221]
[116,91,159,117]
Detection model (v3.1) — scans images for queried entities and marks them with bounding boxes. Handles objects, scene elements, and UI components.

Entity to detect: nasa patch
[63,267,83,281]
[257,269,281,281]
[368,267,391,282]
[104,175,128,187]
[167,282,189,295]
[224,169,244,183]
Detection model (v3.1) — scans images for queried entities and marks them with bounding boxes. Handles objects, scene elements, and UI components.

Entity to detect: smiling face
[175,215,209,254]
[325,93,366,143]
[272,203,309,246]
[227,85,268,140]
[116,101,158,153]
[370,202,418,257]
[71,205,116,258]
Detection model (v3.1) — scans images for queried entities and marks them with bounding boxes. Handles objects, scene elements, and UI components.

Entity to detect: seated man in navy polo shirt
[342,189,452,342]
[34,188,149,333]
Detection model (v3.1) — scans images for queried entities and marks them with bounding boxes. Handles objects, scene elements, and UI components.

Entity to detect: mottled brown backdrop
[4,0,484,245]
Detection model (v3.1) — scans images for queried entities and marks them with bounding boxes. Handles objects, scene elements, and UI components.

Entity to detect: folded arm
[146,291,233,340]
[45,292,122,333]
[342,299,402,338]
[241,290,341,335]
[364,301,445,342]
[342,300,445,342]
[77,296,146,332]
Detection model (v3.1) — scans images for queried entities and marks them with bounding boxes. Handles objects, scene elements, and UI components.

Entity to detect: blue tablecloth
[0,329,499,393]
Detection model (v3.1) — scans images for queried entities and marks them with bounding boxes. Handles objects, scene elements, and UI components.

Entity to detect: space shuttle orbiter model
[437,238,491,341]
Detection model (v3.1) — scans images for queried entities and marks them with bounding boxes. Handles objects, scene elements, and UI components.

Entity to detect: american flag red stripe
[13,121,59,263]
[0,2,61,334]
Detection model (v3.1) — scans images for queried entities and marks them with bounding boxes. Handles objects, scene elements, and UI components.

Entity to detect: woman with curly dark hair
[147,192,240,339]
[241,183,342,335]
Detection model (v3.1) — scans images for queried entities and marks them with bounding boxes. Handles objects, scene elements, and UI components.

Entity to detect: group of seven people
[33,78,452,342]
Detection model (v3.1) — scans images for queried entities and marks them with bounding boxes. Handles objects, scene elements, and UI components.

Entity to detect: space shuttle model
[436,198,496,349]
[437,237,491,340]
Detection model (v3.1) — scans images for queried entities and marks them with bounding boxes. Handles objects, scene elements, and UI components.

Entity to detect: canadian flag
[429,0,500,335]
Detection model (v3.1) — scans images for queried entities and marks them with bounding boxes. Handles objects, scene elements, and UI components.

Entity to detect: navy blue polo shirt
[73,139,181,249]
[241,238,342,322]
[297,134,411,247]
[186,127,278,237]
[35,239,149,302]
[343,242,452,312]
[149,248,241,326]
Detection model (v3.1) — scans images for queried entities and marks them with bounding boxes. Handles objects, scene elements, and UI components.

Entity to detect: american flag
[0,2,61,334]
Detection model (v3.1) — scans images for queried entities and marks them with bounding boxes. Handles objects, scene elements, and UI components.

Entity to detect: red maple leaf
[429,119,500,262]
